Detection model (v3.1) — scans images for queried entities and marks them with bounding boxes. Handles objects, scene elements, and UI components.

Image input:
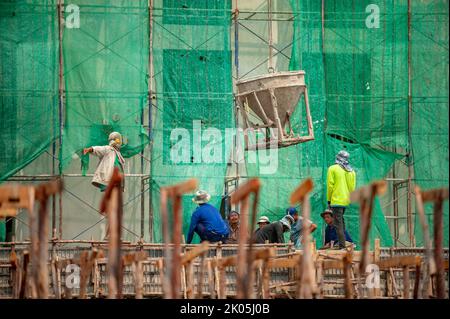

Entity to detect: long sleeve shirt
[227,223,240,244]
[326,164,356,207]
[290,216,313,248]
[91,145,125,188]
[253,222,284,244]
[186,203,229,244]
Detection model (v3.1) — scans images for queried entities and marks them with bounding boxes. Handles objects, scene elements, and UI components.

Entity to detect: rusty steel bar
[290,178,315,299]
[350,181,386,298]
[160,179,198,299]
[421,188,448,299]
[230,178,261,299]
[99,168,124,299]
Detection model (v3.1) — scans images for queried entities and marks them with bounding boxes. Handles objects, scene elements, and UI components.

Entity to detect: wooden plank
[0,184,35,215]
[376,256,421,269]
[181,241,209,265]
[268,256,301,268]
[322,259,345,270]
[350,180,387,202]
[207,260,215,299]
[403,266,410,299]
[196,254,206,299]
[343,253,353,299]
[163,179,198,198]
[19,251,30,299]
[218,248,273,267]
[289,178,313,205]
[421,188,449,202]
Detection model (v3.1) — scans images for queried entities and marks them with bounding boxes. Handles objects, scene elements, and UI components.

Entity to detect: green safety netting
[411,1,449,247]
[0,0,448,247]
[246,0,447,249]
[150,0,233,242]
[60,0,150,172]
[0,0,59,240]
[0,0,59,181]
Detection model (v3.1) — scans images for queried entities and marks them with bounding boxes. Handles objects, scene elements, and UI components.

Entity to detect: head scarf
[108,132,125,167]
[335,150,353,172]
[108,132,122,150]
[280,214,295,231]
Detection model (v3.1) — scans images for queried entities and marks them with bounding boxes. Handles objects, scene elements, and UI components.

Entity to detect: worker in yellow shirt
[326,150,356,249]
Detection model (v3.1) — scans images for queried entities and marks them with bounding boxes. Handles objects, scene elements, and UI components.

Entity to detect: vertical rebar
[406,0,415,247]
[148,0,154,242]
[57,0,65,240]
[393,181,399,246]
[433,196,445,298]
[52,143,56,239]
[414,186,432,298]
[233,0,240,192]
[171,195,182,298]
[267,0,274,72]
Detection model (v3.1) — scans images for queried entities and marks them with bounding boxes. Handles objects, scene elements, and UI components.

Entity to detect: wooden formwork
[1,178,447,299]
[0,243,448,299]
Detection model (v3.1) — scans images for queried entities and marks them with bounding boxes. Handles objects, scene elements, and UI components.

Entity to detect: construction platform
[0,241,448,299]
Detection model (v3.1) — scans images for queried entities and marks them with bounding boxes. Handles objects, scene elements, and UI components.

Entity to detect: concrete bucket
[236,71,314,150]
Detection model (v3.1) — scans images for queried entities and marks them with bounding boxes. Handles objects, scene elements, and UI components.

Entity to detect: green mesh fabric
[321,0,408,247]
[0,0,59,181]
[247,0,447,249]
[0,1,447,247]
[411,1,449,247]
[150,0,233,242]
[60,0,150,172]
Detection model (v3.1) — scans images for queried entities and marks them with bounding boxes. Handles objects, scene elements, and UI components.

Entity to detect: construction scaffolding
[0,0,449,251]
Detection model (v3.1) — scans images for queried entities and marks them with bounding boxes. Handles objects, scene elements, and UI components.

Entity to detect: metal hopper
[235,70,314,150]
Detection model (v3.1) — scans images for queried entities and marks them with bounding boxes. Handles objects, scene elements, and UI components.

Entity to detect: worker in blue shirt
[287,207,317,249]
[186,190,229,244]
[320,209,354,249]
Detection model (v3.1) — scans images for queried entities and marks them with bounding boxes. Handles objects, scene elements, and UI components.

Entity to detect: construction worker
[254,216,271,236]
[83,131,125,240]
[186,190,229,244]
[326,150,356,249]
[287,207,317,249]
[226,210,240,244]
[256,216,270,229]
[83,131,125,192]
[319,209,353,249]
[253,215,294,244]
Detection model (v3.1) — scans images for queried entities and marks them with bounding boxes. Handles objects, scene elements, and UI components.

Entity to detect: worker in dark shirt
[254,216,270,236]
[253,215,294,244]
[320,209,353,249]
[186,190,229,244]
